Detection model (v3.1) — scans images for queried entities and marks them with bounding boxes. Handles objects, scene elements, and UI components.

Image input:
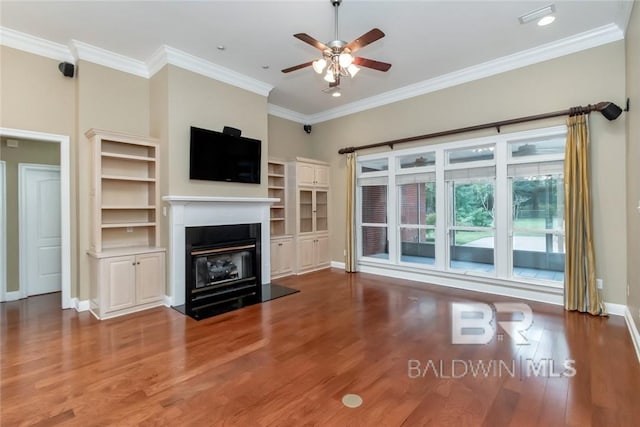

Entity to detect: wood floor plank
[1,269,639,426]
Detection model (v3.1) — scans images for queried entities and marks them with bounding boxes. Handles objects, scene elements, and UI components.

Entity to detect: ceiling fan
[281,0,391,96]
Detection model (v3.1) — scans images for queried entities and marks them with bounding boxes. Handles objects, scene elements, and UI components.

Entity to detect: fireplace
[185,223,261,319]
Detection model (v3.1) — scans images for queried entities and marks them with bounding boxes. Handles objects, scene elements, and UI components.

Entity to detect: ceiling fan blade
[281,61,314,73]
[345,28,385,53]
[353,57,392,72]
[294,33,329,51]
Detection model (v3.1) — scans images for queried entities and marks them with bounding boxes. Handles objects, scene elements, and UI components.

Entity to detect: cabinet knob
[136,262,140,265]
[278,243,283,246]
[132,262,136,266]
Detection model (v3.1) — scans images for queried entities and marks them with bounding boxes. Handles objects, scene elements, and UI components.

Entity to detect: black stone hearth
[172,283,299,319]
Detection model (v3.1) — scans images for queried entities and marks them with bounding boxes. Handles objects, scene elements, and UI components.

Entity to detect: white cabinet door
[297,237,316,271]
[272,237,295,277]
[136,252,165,305]
[314,165,329,187]
[316,235,330,267]
[280,238,294,275]
[103,255,136,313]
[297,163,315,186]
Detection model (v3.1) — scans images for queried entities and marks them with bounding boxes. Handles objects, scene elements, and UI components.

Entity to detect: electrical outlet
[596,279,603,289]
[343,249,347,257]
[126,227,133,233]
[163,206,167,217]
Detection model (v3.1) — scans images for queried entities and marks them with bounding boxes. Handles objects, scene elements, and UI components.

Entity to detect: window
[398,176,436,265]
[361,184,388,259]
[446,167,496,274]
[356,125,566,287]
[508,148,565,281]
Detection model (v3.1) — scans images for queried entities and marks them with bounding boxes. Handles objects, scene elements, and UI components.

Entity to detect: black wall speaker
[222,126,241,137]
[58,62,75,78]
[303,124,312,134]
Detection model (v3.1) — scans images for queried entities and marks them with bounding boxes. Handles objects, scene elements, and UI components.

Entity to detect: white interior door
[20,164,61,296]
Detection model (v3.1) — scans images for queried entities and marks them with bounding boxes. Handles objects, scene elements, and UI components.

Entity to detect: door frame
[0,128,71,309]
[19,163,62,299]
[0,161,5,302]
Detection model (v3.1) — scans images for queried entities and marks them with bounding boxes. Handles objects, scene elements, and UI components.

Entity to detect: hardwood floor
[1,269,639,426]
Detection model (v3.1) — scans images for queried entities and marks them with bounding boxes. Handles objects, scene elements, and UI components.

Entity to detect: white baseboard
[163,295,172,307]
[2,291,22,302]
[345,262,625,317]
[624,307,640,364]
[605,302,627,317]
[358,263,564,306]
[330,261,345,269]
[72,298,90,312]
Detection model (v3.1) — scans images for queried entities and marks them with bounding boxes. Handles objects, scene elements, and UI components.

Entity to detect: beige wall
[311,41,628,304]
[76,61,150,300]
[626,2,640,328]
[76,61,151,300]
[267,115,315,160]
[0,138,60,292]
[0,46,78,298]
[164,65,268,198]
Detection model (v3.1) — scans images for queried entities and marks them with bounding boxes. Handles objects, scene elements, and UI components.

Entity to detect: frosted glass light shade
[312,58,327,74]
[324,71,335,83]
[347,64,360,77]
[339,52,353,68]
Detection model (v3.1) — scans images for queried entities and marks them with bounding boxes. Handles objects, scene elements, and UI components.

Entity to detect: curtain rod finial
[597,101,622,121]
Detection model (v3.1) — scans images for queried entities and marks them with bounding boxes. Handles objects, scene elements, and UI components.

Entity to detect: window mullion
[388,160,397,264]
[495,140,510,279]
[435,149,446,271]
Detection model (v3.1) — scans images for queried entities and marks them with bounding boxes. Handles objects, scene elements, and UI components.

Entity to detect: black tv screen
[189,126,261,184]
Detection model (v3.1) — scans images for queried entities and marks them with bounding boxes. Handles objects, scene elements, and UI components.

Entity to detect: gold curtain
[345,152,357,272]
[564,114,606,315]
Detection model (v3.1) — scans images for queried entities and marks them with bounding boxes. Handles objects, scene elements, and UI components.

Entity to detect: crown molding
[305,23,624,124]
[70,40,149,78]
[1,22,624,122]
[149,46,273,97]
[0,27,74,62]
[267,104,309,124]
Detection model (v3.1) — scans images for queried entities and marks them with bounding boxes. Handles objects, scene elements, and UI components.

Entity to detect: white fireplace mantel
[162,195,279,306]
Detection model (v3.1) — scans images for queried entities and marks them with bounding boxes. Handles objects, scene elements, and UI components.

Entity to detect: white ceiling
[0,1,633,119]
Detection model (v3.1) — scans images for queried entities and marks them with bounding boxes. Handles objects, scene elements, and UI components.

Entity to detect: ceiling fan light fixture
[347,64,360,77]
[339,52,353,68]
[312,58,327,74]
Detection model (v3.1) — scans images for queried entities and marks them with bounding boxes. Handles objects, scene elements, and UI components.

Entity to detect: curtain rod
[337,101,625,155]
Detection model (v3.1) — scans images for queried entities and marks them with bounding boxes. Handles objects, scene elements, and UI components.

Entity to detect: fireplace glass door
[193,246,255,289]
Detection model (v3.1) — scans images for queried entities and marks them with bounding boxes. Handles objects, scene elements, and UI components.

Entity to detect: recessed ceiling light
[537,15,556,26]
[217,45,226,51]
[518,4,555,25]
[332,91,341,98]
[262,65,270,70]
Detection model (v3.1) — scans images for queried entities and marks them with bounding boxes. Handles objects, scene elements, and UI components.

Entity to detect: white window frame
[355,125,567,288]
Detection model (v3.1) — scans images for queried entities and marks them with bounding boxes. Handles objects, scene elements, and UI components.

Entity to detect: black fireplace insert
[185,223,262,319]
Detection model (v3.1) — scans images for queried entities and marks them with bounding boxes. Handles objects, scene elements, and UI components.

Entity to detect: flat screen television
[189,126,261,184]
